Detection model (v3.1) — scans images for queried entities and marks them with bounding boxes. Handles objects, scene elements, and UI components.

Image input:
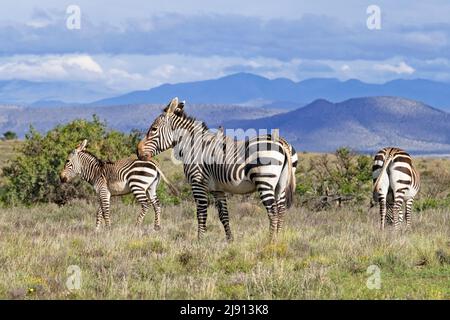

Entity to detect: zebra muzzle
[138,152,151,161]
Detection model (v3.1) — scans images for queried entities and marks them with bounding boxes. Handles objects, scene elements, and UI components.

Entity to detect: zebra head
[60,139,88,183]
[137,97,185,161]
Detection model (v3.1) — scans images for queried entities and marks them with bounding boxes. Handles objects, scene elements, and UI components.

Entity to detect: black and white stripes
[137,97,296,241]
[372,147,420,230]
[60,139,177,231]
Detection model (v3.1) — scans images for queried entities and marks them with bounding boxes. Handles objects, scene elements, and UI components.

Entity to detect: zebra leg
[405,198,413,230]
[192,182,209,240]
[398,208,404,223]
[149,195,161,231]
[147,181,161,231]
[257,185,278,241]
[212,191,233,242]
[95,206,103,231]
[392,197,404,231]
[276,191,287,233]
[379,196,387,230]
[131,187,149,227]
[386,202,394,225]
[98,187,112,228]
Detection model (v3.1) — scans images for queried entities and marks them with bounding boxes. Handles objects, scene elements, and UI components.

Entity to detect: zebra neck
[79,152,103,185]
[172,118,212,162]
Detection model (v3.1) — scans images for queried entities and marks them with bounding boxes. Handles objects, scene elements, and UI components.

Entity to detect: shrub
[1,116,140,206]
[295,147,372,209]
[3,131,17,140]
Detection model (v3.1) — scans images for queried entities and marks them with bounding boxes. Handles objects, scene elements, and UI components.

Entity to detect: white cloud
[64,56,103,74]
[26,19,52,28]
[151,64,177,79]
[0,55,103,80]
[373,61,415,75]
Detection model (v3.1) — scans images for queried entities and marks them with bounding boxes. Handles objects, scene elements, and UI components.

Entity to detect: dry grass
[0,199,448,299]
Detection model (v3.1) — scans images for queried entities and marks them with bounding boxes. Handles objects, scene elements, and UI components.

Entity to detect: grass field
[0,142,449,299]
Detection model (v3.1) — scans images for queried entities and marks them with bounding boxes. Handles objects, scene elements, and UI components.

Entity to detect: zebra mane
[80,150,114,166]
[174,110,209,132]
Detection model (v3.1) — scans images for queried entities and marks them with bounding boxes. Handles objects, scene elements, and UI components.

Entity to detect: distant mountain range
[1,72,450,154]
[225,96,450,154]
[91,73,450,111]
[2,95,450,154]
[1,73,450,112]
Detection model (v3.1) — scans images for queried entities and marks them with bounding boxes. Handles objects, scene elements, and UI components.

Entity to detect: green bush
[1,116,140,206]
[295,147,373,208]
[2,131,17,140]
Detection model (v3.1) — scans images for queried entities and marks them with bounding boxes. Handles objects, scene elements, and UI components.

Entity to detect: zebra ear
[77,139,88,152]
[175,100,185,113]
[164,97,179,114]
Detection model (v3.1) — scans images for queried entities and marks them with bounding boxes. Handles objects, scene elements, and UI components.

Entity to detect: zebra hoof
[154,225,161,231]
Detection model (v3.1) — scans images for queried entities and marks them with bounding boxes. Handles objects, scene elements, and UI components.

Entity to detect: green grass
[0,200,448,299]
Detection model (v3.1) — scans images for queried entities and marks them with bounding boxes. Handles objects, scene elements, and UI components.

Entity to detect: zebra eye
[151,127,157,133]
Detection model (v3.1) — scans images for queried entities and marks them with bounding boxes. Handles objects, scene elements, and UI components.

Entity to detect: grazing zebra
[60,139,178,231]
[137,97,296,241]
[372,147,420,230]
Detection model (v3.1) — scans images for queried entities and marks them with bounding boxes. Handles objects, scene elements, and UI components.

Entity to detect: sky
[0,0,449,94]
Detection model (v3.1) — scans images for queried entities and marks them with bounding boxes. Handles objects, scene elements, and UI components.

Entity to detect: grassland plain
[0,142,449,299]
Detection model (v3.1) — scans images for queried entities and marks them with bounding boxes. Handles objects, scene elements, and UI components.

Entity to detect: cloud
[151,64,177,79]
[296,61,334,73]
[0,11,449,63]
[0,55,103,81]
[0,54,148,93]
[25,8,54,28]
[374,61,415,75]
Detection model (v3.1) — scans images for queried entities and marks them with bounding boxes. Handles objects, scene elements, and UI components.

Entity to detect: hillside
[92,73,450,111]
[0,104,280,137]
[224,96,450,154]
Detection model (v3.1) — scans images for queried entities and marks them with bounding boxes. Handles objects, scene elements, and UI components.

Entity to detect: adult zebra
[372,147,420,230]
[137,97,296,241]
[60,139,178,231]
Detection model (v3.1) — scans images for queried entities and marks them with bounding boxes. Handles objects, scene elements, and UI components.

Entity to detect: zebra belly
[211,180,256,194]
[108,180,131,196]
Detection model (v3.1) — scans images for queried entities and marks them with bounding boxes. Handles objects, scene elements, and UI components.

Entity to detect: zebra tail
[373,155,393,195]
[155,166,180,196]
[282,144,295,209]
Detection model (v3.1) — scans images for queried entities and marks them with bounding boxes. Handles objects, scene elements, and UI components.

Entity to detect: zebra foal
[60,139,177,231]
[372,147,420,230]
